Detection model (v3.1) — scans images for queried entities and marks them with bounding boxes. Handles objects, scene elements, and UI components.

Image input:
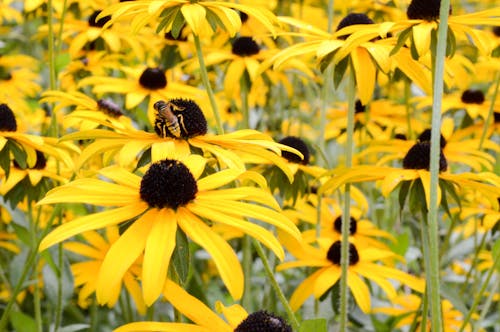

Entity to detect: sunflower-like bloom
[64,226,146,314]
[277,238,424,313]
[320,141,500,210]
[98,0,278,38]
[374,294,475,331]
[115,279,292,332]
[38,154,300,306]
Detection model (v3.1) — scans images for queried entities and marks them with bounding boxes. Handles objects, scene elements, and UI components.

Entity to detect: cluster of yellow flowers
[0,0,499,331]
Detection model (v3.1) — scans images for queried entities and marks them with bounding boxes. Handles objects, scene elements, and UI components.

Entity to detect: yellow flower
[38,154,300,306]
[64,226,146,313]
[99,0,278,38]
[277,239,424,313]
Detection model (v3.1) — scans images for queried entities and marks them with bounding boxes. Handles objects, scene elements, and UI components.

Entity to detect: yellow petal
[418,169,441,210]
[289,268,325,311]
[312,267,341,298]
[215,302,248,329]
[196,168,242,191]
[114,322,210,332]
[347,272,371,313]
[412,22,435,58]
[181,3,206,36]
[142,210,177,306]
[351,47,375,105]
[224,60,246,98]
[39,203,145,252]
[177,208,244,300]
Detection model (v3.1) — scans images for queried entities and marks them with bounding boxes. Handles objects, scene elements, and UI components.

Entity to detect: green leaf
[10,311,37,332]
[42,247,74,307]
[299,319,327,332]
[171,8,186,39]
[55,52,71,74]
[0,142,11,177]
[440,282,468,315]
[8,139,27,169]
[390,233,410,257]
[205,9,224,34]
[333,56,349,89]
[10,222,31,246]
[440,179,461,211]
[390,26,413,56]
[398,180,412,212]
[58,324,91,332]
[408,179,427,215]
[446,26,456,58]
[171,227,191,285]
[409,36,420,60]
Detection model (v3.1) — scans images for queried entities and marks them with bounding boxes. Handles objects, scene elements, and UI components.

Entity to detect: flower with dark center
[88,10,112,28]
[403,141,448,172]
[139,159,197,209]
[333,216,358,235]
[407,0,444,20]
[138,67,167,90]
[327,241,360,265]
[417,128,447,148]
[13,150,47,170]
[355,99,366,114]
[232,37,260,57]
[460,89,485,105]
[278,136,310,165]
[234,310,292,332]
[336,13,374,40]
[0,104,17,132]
[154,99,207,139]
[97,99,124,118]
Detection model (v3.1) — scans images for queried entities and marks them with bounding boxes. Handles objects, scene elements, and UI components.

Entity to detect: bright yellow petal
[114,322,210,332]
[312,266,341,298]
[347,272,371,313]
[224,59,246,97]
[39,203,145,251]
[142,209,177,306]
[97,211,154,306]
[351,47,375,105]
[418,169,441,210]
[289,268,326,311]
[412,22,435,57]
[177,208,244,300]
[215,302,248,329]
[181,3,206,36]
[196,168,242,191]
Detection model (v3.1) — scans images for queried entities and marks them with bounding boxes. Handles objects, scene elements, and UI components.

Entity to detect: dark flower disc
[407,0,442,20]
[394,133,407,140]
[234,310,292,332]
[461,89,485,105]
[14,150,47,170]
[327,241,360,265]
[139,159,197,209]
[417,128,447,148]
[97,99,124,117]
[139,67,167,90]
[402,141,448,172]
[333,216,358,235]
[278,136,310,165]
[88,10,112,28]
[232,37,261,56]
[355,99,366,114]
[493,26,500,37]
[154,99,207,139]
[336,13,374,40]
[0,104,17,132]
[494,112,500,123]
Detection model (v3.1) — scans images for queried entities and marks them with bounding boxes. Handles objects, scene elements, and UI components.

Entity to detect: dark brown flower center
[336,13,374,40]
[88,10,111,28]
[139,159,197,209]
[234,310,292,332]
[417,128,447,148]
[278,136,310,165]
[493,26,500,37]
[139,67,167,90]
[232,37,260,57]
[327,241,360,265]
[97,99,123,117]
[333,216,358,235]
[153,99,207,139]
[407,0,445,20]
[0,104,17,132]
[461,89,485,105]
[402,141,448,172]
[355,99,366,114]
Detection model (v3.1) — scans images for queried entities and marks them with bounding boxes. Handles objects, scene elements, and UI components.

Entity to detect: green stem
[420,210,432,332]
[242,235,253,311]
[252,240,300,331]
[193,35,224,135]
[474,280,498,332]
[459,230,488,296]
[427,0,451,329]
[339,64,356,331]
[459,252,500,332]
[478,72,500,149]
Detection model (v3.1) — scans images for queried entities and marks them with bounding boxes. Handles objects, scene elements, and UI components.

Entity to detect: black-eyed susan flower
[38,155,300,306]
[64,226,146,314]
[277,239,424,313]
[115,279,292,332]
[99,0,278,38]
[320,140,500,211]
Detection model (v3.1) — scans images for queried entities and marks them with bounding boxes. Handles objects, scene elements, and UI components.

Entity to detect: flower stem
[252,240,300,331]
[427,0,451,329]
[339,64,356,331]
[479,71,500,149]
[193,35,224,135]
[242,235,253,311]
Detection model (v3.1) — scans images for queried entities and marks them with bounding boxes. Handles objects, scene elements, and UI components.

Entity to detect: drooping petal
[142,209,177,306]
[347,272,371,313]
[181,3,206,36]
[351,47,376,105]
[312,266,341,298]
[114,322,210,332]
[289,268,326,311]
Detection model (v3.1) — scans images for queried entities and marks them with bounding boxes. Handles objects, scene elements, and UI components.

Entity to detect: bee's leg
[178,114,188,134]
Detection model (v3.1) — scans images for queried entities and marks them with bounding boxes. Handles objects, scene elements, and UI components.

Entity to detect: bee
[154,100,186,138]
